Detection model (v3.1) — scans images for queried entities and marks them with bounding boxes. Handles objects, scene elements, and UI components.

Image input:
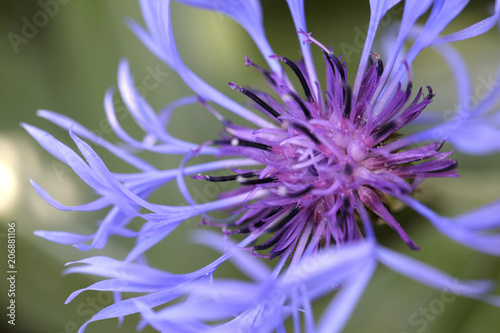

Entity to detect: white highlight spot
[231,138,240,146]
[278,186,287,196]
[0,162,17,213]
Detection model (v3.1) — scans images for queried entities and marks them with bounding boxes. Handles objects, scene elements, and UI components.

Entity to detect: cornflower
[24,0,500,332]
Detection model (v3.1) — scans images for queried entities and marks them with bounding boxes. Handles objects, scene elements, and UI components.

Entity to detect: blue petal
[470,65,500,117]
[29,179,110,211]
[448,120,500,154]
[317,261,376,333]
[78,288,189,333]
[103,87,218,155]
[431,1,500,45]
[21,123,69,165]
[424,41,470,112]
[129,0,274,128]
[117,60,168,139]
[37,111,156,172]
[286,0,319,93]
[66,279,166,304]
[381,0,432,77]
[86,207,136,250]
[374,0,480,116]
[455,200,500,230]
[67,255,226,332]
[377,246,500,305]
[406,0,470,64]
[173,0,280,74]
[402,196,500,256]
[135,300,212,333]
[141,189,267,235]
[67,130,156,214]
[56,139,116,197]
[125,222,180,261]
[34,230,95,245]
[353,0,402,100]
[190,230,272,281]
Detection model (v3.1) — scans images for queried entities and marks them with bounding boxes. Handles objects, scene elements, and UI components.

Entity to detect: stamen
[377,59,384,77]
[324,51,346,83]
[427,160,458,173]
[291,123,321,144]
[370,52,384,78]
[198,97,225,122]
[265,206,301,233]
[245,55,277,87]
[237,177,277,185]
[193,172,257,182]
[436,140,445,151]
[229,83,281,119]
[287,185,314,197]
[235,138,272,151]
[308,164,318,177]
[406,82,413,98]
[252,233,281,250]
[299,29,331,54]
[271,56,313,102]
[229,207,283,230]
[373,120,397,142]
[289,93,312,119]
[214,138,272,151]
[235,220,267,234]
[338,196,351,232]
[425,86,435,100]
[343,85,352,119]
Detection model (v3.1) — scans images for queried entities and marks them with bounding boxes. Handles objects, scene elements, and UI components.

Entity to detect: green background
[0,0,500,332]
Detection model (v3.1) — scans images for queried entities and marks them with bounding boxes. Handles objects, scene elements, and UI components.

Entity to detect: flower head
[194,36,458,259]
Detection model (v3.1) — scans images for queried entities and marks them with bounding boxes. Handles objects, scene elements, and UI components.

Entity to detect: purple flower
[24,0,500,332]
[200,42,452,258]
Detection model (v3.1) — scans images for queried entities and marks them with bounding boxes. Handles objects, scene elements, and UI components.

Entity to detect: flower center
[194,40,457,260]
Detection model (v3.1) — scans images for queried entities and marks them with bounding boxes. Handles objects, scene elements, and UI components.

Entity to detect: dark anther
[427,160,458,173]
[215,138,272,151]
[269,247,290,259]
[266,206,301,233]
[280,57,313,102]
[405,81,413,98]
[238,177,277,186]
[377,59,384,77]
[342,196,351,211]
[262,70,277,87]
[436,141,445,152]
[253,233,282,250]
[287,185,314,198]
[263,207,284,220]
[236,220,267,234]
[324,51,346,83]
[291,123,321,144]
[289,93,312,119]
[308,164,318,176]
[373,120,397,141]
[425,85,435,100]
[238,87,282,119]
[236,226,251,234]
[343,164,353,175]
[338,196,351,229]
[229,207,283,228]
[343,85,352,119]
[204,172,257,182]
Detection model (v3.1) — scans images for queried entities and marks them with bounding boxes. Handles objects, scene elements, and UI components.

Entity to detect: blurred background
[0,0,500,332]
